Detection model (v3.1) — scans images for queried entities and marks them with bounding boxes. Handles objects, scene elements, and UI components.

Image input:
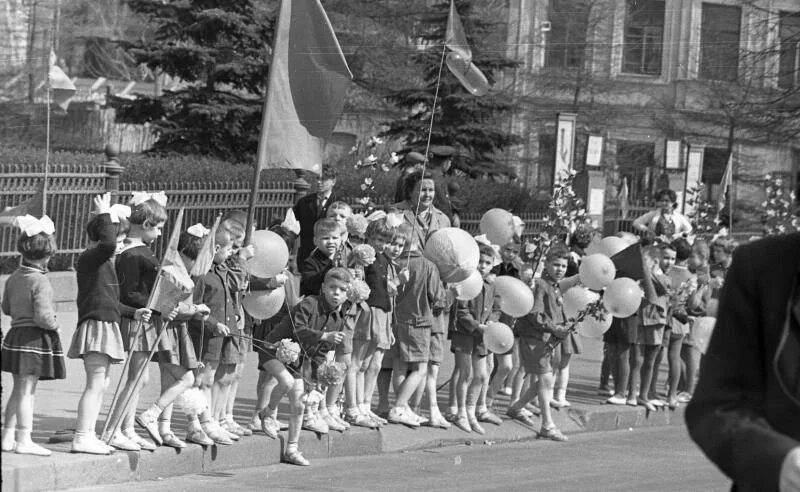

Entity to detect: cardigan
[115,244,159,311]
[76,213,121,325]
[2,264,59,331]
[364,254,394,311]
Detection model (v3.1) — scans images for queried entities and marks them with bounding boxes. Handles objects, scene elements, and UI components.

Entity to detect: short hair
[654,188,677,204]
[17,231,57,260]
[129,199,167,226]
[327,201,352,215]
[545,243,570,262]
[670,237,693,262]
[320,166,338,181]
[402,171,436,202]
[178,231,204,261]
[86,213,129,242]
[221,210,247,241]
[267,223,297,252]
[324,267,352,285]
[478,244,497,259]
[215,227,234,248]
[314,218,341,237]
[691,240,710,262]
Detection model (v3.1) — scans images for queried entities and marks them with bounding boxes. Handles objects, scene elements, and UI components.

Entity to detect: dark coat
[292,191,338,266]
[685,232,800,492]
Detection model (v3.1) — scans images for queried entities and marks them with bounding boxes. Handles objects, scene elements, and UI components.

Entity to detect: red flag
[148,208,194,314]
[0,182,45,227]
[717,153,733,213]
[256,0,352,173]
[445,0,471,63]
[619,177,630,220]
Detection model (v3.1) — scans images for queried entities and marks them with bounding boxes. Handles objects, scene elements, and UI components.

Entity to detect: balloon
[479,208,515,246]
[246,230,290,278]
[599,236,628,257]
[579,254,616,290]
[616,232,639,246]
[575,312,613,338]
[562,286,600,320]
[693,316,716,355]
[445,52,491,96]
[423,227,479,283]
[484,322,514,354]
[242,287,286,320]
[602,277,643,318]
[493,275,534,317]
[455,270,483,301]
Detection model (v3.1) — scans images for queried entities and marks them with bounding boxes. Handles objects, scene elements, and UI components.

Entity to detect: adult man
[293,167,338,266]
[685,232,800,492]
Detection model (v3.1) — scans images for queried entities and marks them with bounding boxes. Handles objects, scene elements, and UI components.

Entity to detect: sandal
[506,407,536,427]
[638,400,657,412]
[160,432,187,449]
[538,426,568,442]
[425,416,452,430]
[282,449,310,466]
[453,416,472,433]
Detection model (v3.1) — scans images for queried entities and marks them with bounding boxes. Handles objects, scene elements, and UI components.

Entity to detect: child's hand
[398,268,410,285]
[238,244,255,260]
[476,323,487,334]
[552,326,570,339]
[194,304,211,320]
[134,308,152,322]
[93,193,111,215]
[484,273,497,284]
[214,323,230,337]
[163,306,180,321]
[273,273,288,286]
[322,331,345,344]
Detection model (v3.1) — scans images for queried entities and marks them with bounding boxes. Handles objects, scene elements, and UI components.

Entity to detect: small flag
[257,0,352,173]
[444,0,490,96]
[445,0,471,63]
[49,50,76,111]
[619,177,630,220]
[148,208,194,314]
[0,182,45,227]
[718,153,733,212]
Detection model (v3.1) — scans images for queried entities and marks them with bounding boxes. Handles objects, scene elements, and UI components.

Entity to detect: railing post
[293,169,310,203]
[104,143,123,196]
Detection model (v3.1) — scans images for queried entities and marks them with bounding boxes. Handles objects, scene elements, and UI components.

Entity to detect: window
[616,141,656,203]
[699,3,741,82]
[537,134,556,194]
[701,148,728,202]
[545,0,590,70]
[779,11,800,89]
[622,0,665,75]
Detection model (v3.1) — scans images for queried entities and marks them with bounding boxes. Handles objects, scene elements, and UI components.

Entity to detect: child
[388,228,446,427]
[492,238,522,278]
[326,201,354,263]
[1,215,64,456]
[450,244,502,434]
[261,268,352,465]
[105,194,179,451]
[68,194,144,454]
[678,240,711,402]
[506,243,571,442]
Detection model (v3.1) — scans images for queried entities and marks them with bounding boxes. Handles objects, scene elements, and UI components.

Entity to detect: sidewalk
[1,310,687,492]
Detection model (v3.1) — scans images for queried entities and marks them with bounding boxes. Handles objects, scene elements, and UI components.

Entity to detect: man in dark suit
[292,167,338,266]
[686,232,800,492]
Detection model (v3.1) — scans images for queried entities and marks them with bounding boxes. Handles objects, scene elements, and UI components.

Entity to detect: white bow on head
[15,214,55,236]
[474,234,502,266]
[385,212,404,228]
[187,223,210,238]
[109,204,131,224]
[130,191,168,207]
[281,209,301,235]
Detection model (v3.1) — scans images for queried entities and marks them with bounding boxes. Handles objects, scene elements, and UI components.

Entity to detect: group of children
[0,189,735,466]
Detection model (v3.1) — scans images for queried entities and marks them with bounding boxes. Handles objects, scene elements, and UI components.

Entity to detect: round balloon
[493,275,534,317]
[579,254,616,290]
[484,322,514,354]
[423,227,479,283]
[575,312,613,338]
[242,287,286,320]
[246,230,290,278]
[616,231,639,246]
[479,208,515,246]
[598,236,628,257]
[562,286,600,320]
[602,277,643,318]
[455,270,483,301]
[693,316,716,354]
[584,234,604,256]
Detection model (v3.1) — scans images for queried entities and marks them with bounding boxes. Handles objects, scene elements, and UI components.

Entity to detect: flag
[610,243,645,281]
[619,177,630,220]
[717,153,733,212]
[49,50,76,111]
[445,0,471,63]
[256,0,352,173]
[0,182,45,227]
[190,215,221,278]
[148,208,194,314]
[444,0,490,96]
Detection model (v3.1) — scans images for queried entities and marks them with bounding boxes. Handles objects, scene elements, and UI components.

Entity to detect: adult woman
[632,188,692,240]
[394,171,451,249]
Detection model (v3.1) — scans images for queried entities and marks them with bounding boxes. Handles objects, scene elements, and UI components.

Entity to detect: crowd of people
[1,167,740,467]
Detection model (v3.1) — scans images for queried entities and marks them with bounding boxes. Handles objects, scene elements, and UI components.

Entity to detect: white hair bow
[385,212,404,228]
[281,209,301,235]
[187,223,210,238]
[15,214,55,236]
[512,215,525,236]
[109,204,131,224]
[130,191,168,207]
[474,234,502,266]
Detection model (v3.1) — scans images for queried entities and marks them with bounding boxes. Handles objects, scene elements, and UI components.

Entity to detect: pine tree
[116,0,275,160]
[379,0,520,179]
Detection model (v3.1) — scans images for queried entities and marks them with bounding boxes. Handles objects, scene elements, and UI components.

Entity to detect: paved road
[67,427,728,492]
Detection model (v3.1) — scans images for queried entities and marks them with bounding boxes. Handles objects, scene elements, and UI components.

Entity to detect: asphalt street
[66,426,728,492]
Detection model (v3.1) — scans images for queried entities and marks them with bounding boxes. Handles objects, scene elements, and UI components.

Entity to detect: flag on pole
[148,208,194,314]
[0,182,45,227]
[444,0,490,96]
[717,153,733,213]
[619,177,630,220]
[49,50,76,111]
[256,0,352,173]
[445,0,471,63]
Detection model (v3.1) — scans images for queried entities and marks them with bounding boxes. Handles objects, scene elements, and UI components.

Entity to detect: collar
[318,191,332,202]
[20,261,48,274]
[319,295,343,316]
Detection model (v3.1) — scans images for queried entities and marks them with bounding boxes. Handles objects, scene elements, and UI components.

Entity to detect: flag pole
[246,0,289,245]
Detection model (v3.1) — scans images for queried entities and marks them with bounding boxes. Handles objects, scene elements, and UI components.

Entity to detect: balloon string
[404,43,448,272]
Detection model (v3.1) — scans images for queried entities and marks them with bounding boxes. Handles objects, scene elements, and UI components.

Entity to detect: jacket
[293,191,338,266]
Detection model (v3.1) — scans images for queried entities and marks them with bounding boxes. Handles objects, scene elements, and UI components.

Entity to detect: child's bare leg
[466,355,488,433]
[106,351,149,440]
[376,367,392,414]
[629,344,643,402]
[425,362,443,419]
[649,338,668,400]
[11,375,49,455]
[666,335,684,405]
[553,354,572,405]
[347,342,367,414]
[488,353,512,406]
[638,345,660,403]
[447,365,460,418]
[611,342,630,399]
[537,371,557,429]
[284,378,307,465]
[326,352,351,424]
[680,344,701,395]
[224,362,244,423]
[75,353,111,437]
[393,361,424,409]
[2,377,20,450]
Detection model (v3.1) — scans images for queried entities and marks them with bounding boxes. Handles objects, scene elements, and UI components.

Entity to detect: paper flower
[281,209,301,235]
[352,244,376,266]
[347,278,372,303]
[276,338,301,364]
[318,360,347,386]
[347,214,369,238]
[385,212,404,228]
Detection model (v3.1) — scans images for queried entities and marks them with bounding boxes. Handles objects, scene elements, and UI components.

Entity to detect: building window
[545,0,590,70]
[701,148,728,202]
[622,0,665,75]
[699,3,741,82]
[616,141,656,203]
[537,134,556,194]
[779,11,800,90]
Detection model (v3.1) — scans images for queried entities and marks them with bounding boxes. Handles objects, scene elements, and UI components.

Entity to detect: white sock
[477,405,488,415]
[466,405,477,419]
[448,406,458,416]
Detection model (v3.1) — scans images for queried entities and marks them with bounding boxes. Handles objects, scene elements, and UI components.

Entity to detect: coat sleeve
[1,284,9,316]
[685,244,798,491]
[32,277,59,331]
[455,299,479,333]
[79,214,117,271]
[530,281,558,334]
[291,299,324,348]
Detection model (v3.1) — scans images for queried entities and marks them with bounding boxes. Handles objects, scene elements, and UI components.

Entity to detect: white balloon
[242,287,286,320]
[599,236,628,257]
[493,276,535,317]
[563,286,600,320]
[246,230,290,278]
[455,270,483,301]
[423,227,479,284]
[484,322,514,354]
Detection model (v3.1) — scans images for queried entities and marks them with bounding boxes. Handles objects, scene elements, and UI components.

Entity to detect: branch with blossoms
[685,183,726,240]
[349,135,400,213]
[545,297,608,353]
[761,173,800,236]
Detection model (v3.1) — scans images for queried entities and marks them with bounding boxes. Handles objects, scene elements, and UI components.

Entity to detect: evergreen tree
[117,0,275,160]
[379,0,520,179]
